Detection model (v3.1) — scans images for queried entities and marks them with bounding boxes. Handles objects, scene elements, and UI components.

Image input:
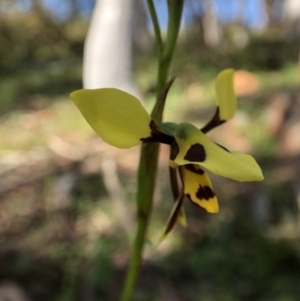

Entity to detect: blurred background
[1,0,300,300]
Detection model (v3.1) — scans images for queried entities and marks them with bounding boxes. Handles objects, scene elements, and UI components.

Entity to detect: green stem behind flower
[154,0,184,112]
[120,1,184,301]
[146,0,163,57]
[120,143,158,301]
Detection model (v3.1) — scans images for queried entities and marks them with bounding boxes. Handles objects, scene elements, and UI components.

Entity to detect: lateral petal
[215,69,236,121]
[169,165,188,227]
[178,208,188,227]
[173,123,264,182]
[180,165,218,213]
[70,88,152,148]
[156,194,185,247]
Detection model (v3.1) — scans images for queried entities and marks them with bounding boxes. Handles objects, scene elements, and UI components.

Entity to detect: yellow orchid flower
[70,69,264,244]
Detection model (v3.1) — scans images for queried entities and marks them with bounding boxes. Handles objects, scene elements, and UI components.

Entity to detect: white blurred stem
[83,0,139,96]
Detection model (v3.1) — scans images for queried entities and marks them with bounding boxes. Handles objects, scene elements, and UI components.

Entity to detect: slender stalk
[200,107,225,134]
[120,2,184,301]
[146,0,163,57]
[120,143,159,301]
[155,0,184,97]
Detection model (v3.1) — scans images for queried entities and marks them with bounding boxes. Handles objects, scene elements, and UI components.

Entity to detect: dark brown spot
[170,141,179,160]
[184,143,206,162]
[186,193,206,211]
[196,186,215,200]
[140,120,174,145]
[186,193,192,202]
[184,164,205,175]
[150,119,157,131]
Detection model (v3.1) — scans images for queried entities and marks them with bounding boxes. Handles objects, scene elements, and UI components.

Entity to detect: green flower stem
[120,144,159,301]
[120,1,184,301]
[146,0,163,57]
[155,0,184,99]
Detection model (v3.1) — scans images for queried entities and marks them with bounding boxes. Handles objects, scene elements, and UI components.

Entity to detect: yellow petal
[180,165,218,213]
[215,69,236,120]
[70,88,151,148]
[173,123,264,182]
[156,194,185,247]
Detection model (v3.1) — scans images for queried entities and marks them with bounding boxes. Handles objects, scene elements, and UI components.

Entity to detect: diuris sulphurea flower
[70,69,263,244]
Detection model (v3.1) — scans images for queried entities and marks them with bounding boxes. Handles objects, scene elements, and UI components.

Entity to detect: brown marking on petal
[140,120,174,145]
[165,194,185,235]
[170,141,179,160]
[169,164,180,200]
[184,164,205,175]
[201,107,226,134]
[186,193,206,212]
[186,193,192,202]
[184,143,206,162]
[196,186,215,200]
[215,143,230,152]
